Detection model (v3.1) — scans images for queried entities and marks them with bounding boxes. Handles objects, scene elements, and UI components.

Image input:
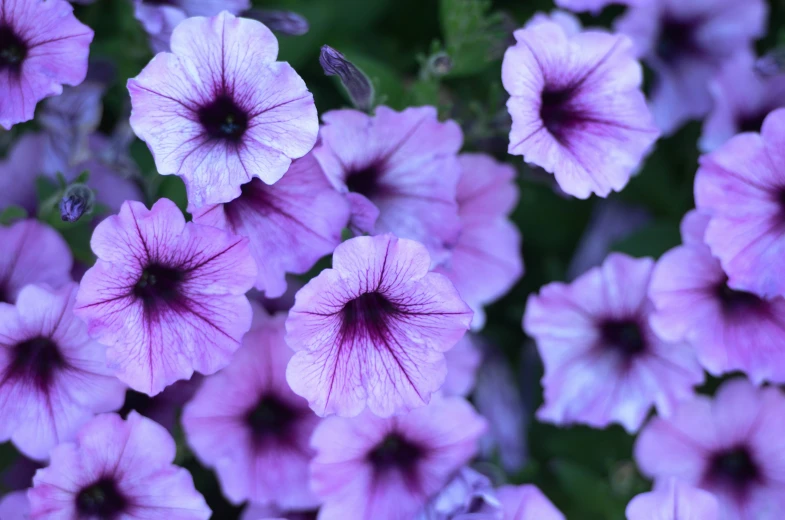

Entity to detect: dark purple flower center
[134,264,184,305]
[0,25,27,73]
[198,94,249,142]
[341,291,397,342]
[599,319,646,356]
[716,282,762,313]
[708,446,760,489]
[9,336,66,391]
[245,394,299,441]
[737,111,768,135]
[367,433,424,473]
[656,19,698,63]
[540,87,578,142]
[0,283,9,304]
[346,164,384,199]
[76,477,128,519]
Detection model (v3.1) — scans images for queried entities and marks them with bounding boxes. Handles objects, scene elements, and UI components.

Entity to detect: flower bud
[59,183,95,223]
[320,45,374,112]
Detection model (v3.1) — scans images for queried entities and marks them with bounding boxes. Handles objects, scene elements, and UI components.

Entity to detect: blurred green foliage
[1,0,784,518]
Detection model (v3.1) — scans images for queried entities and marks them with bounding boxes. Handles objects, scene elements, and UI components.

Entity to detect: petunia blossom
[524,253,704,433]
[74,198,256,396]
[0,219,72,304]
[502,20,658,199]
[616,0,767,135]
[434,153,523,329]
[192,152,350,298]
[182,312,321,508]
[313,106,463,259]
[285,234,473,418]
[649,210,785,383]
[625,479,719,520]
[694,108,785,298]
[416,467,502,520]
[128,11,318,207]
[310,397,486,520]
[635,378,785,520]
[0,0,93,129]
[701,51,785,152]
[29,412,211,519]
[133,0,250,53]
[496,485,565,520]
[0,284,125,461]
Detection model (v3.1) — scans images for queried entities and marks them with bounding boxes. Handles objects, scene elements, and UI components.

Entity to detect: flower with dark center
[311,397,486,519]
[183,313,321,508]
[0,214,72,307]
[191,152,349,299]
[75,199,257,396]
[313,106,462,258]
[29,412,211,519]
[128,11,317,207]
[76,477,128,519]
[285,234,472,417]
[616,0,767,135]
[636,379,785,518]
[0,0,93,130]
[502,18,658,198]
[526,253,704,432]
[651,210,785,383]
[0,284,125,461]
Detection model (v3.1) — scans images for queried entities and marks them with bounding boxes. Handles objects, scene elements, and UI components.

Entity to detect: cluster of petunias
[2,0,785,518]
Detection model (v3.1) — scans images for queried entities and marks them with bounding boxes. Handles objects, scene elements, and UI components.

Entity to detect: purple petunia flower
[416,467,502,520]
[649,210,785,383]
[434,153,523,329]
[285,234,473,418]
[0,490,29,520]
[635,378,785,519]
[309,396,486,520]
[695,108,785,298]
[616,0,767,135]
[29,412,211,519]
[74,198,256,396]
[0,220,72,304]
[128,11,318,208]
[625,479,719,520]
[133,0,250,53]
[524,253,704,433]
[313,106,463,259]
[496,485,565,520]
[0,0,93,129]
[501,20,658,199]
[192,152,350,298]
[182,311,321,509]
[701,52,785,152]
[0,283,125,461]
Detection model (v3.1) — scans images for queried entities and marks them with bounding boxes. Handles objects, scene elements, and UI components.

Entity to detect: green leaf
[0,205,28,225]
[439,0,505,77]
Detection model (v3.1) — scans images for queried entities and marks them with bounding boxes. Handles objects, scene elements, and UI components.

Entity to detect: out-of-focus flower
[524,253,704,433]
[0,133,50,214]
[416,467,503,520]
[442,334,482,398]
[285,234,472,417]
[0,0,93,129]
[310,397,486,519]
[0,490,29,520]
[695,108,785,298]
[635,379,785,520]
[625,479,719,520]
[496,485,565,520]
[245,10,310,37]
[0,284,125,460]
[554,0,637,14]
[616,0,767,135]
[74,199,257,395]
[0,219,72,304]
[701,52,785,152]
[649,210,785,383]
[313,106,463,261]
[192,152,349,298]
[128,12,318,207]
[502,20,658,199]
[183,312,320,509]
[29,412,211,519]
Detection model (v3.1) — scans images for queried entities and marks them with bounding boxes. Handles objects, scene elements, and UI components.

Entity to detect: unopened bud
[248,9,309,36]
[320,45,375,112]
[426,52,452,78]
[60,184,95,223]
